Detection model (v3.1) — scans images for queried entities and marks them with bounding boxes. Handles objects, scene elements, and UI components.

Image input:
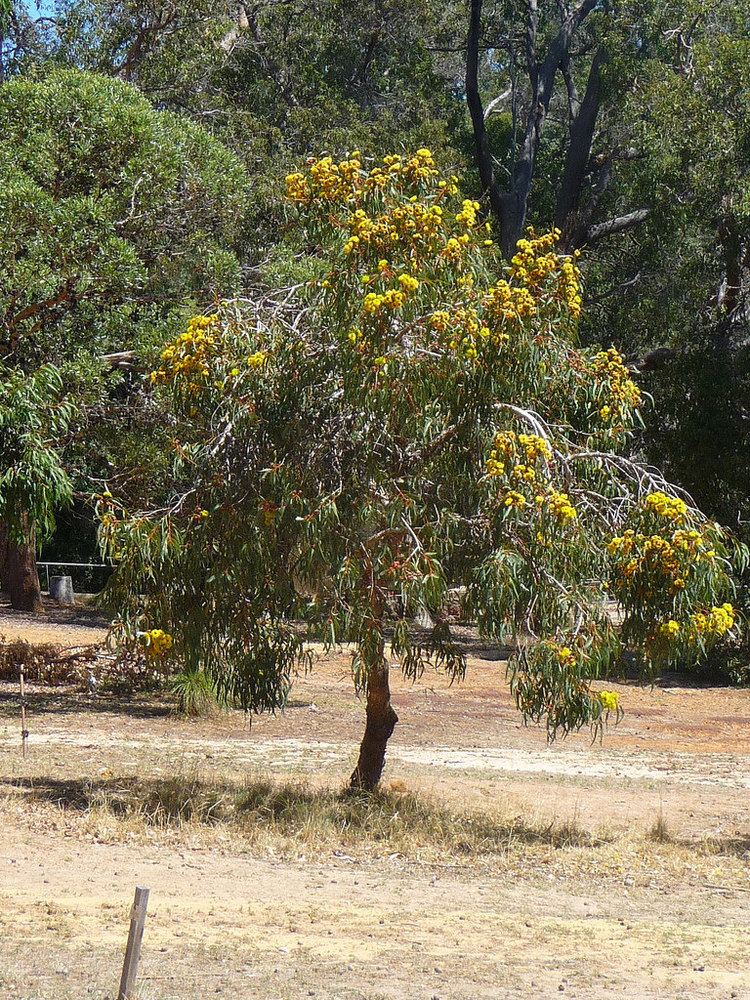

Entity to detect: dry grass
[649,807,673,844]
[9,769,605,860]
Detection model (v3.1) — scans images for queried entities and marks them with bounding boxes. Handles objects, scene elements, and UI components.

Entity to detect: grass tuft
[170,670,225,717]
[648,808,672,844]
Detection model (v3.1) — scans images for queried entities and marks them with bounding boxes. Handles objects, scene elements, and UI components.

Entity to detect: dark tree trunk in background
[5,514,43,613]
[555,48,607,245]
[0,522,9,593]
[466,1,648,256]
[350,637,398,792]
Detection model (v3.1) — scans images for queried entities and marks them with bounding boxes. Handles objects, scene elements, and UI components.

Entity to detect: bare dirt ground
[1,605,749,999]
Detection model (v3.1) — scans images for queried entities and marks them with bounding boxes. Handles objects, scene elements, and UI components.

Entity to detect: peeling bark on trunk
[350,635,398,792]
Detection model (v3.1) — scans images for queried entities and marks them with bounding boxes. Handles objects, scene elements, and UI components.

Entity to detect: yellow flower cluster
[672,529,702,552]
[289,154,364,204]
[150,315,218,386]
[442,235,469,262]
[554,644,576,667]
[536,639,579,668]
[609,524,715,566]
[518,433,552,462]
[142,628,173,657]
[486,455,506,478]
[492,431,518,460]
[381,148,441,186]
[247,350,267,369]
[285,171,310,203]
[455,199,481,228]
[543,490,578,523]
[658,619,681,639]
[608,529,693,594]
[483,279,537,321]
[558,260,583,320]
[486,431,552,479]
[398,273,419,292]
[429,306,497,359]
[653,604,735,651]
[511,231,559,275]
[598,690,620,712]
[507,231,582,318]
[644,491,688,521]
[363,288,406,313]
[288,150,450,216]
[512,464,537,482]
[691,603,735,637]
[289,152,587,370]
[344,201,445,258]
[504,490,527,509]
[591,348,642,423]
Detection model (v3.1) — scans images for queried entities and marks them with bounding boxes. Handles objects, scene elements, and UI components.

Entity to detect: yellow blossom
[598,690,620,712]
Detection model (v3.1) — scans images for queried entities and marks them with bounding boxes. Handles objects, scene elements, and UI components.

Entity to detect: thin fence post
[118,886,150,1000]
[19,665,28,758]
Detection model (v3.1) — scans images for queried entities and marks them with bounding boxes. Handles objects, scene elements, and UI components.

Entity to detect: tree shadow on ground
[3,772,607,852]
[6,773,750,858]
[0,597,109,629]
[0,684,173,720]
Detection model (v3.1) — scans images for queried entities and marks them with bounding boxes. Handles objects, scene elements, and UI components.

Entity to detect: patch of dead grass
[8,769,606,860]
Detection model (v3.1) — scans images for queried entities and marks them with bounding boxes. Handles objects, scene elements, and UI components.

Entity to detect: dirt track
[1,608,749,998]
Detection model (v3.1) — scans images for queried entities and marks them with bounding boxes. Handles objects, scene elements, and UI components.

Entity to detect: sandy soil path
[2,613,750,998]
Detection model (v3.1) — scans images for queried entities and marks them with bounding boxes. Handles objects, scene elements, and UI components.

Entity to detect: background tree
[20,1,466,258]
[0,67,249,608]
[0,365,77,611]
[464,0,654,257]
[101,152,740,789]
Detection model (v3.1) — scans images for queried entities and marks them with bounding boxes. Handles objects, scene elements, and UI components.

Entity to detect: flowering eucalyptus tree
[101,151,741,790]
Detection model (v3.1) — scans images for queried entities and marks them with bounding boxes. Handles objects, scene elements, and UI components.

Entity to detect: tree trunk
[554,48,607,242]
[498,191,526,260]
[465,0,506,227]
[5,514,43,613]
[350,637,398,792]
[0,522,9,593]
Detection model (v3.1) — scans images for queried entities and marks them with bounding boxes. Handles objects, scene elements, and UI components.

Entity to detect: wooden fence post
[118,886,150,1000]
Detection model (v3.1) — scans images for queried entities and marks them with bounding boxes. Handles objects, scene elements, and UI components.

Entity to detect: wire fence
[37,561,114,594]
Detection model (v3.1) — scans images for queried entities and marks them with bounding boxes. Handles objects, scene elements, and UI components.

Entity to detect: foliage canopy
[0,68,249,364]
[102,151,741,785]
